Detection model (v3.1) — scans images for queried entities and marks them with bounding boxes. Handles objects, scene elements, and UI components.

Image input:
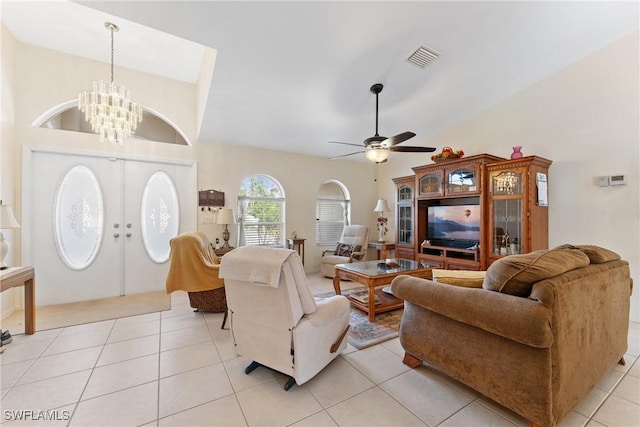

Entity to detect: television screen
[428,204,480,242]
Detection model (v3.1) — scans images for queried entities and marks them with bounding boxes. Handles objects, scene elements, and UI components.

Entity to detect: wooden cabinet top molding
[412,153,505,175]
[486,155,553,171]
[392,175,415,184]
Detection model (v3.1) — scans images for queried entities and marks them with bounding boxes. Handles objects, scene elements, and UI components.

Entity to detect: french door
[24,148,196,306]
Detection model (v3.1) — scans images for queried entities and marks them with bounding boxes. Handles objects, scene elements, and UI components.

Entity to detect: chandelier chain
[110,26,115,84]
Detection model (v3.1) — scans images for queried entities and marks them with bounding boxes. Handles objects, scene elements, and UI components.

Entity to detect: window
[316,181,350,246]
[238,175,285,247]
[37,103,190,145]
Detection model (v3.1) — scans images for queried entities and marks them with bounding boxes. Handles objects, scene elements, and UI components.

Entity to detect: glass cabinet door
[492,199,522,255]
[492,171,523,195]
[398,205,412,246]
[398,185,413,202]
[446,167,479,194]
[397,184,413,246]
[490,169,525,256]
[419,172,443,197]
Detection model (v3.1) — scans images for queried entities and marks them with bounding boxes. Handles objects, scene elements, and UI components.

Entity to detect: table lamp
[373,199,391,242]
[216,208,236,249]
[0,201,21,270]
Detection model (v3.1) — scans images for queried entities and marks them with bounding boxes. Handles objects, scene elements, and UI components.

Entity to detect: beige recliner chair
[219,246,350,390]
[320,225,369,278]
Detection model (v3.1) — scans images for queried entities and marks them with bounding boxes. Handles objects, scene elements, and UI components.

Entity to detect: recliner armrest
[322,250,337,257]
[391,275,553,348]
[348,251,365,262]
[308,296,349,326]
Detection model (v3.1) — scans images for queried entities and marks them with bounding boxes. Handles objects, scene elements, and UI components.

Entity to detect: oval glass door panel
[54,165,105,270]
[141,171,180,263]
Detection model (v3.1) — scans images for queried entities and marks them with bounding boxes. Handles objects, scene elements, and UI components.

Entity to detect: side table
[368,242,395,260]
[0,266,35,334]
[287,238,306,265]
[213,247,235,257]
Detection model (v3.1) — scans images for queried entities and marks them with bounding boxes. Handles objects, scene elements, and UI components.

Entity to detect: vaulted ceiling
[2,1,638,161]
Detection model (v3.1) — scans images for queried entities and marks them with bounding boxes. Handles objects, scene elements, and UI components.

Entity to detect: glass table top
[335,258,437,276]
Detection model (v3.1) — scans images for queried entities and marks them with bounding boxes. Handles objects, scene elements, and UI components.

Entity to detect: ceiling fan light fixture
[365,146,389,163]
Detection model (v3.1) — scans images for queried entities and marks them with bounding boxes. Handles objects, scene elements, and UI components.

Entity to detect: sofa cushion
[483,248,590,297]
[554,244,620,264]
[432,269,485,288]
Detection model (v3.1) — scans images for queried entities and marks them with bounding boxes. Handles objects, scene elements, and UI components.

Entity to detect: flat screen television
[427,204,480,246]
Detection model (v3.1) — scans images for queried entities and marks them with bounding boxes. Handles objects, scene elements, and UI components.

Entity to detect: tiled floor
[1,273,639,427]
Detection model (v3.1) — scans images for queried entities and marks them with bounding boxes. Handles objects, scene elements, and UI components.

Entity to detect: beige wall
[2,25,638,321]
[1,29,377,280]
[0,23,21,316]
[379,31,640,321]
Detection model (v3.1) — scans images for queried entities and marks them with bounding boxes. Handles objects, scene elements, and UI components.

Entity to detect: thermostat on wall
[598,176,609,187]
[610,175,626,186]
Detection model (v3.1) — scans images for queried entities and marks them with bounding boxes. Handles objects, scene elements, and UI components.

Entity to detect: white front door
[25,149,196,306]
[122,159,194,295]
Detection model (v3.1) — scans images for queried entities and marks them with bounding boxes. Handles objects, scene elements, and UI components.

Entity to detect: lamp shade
[0,203,20,229]
[373,199,391,213]
[216,208,236,225]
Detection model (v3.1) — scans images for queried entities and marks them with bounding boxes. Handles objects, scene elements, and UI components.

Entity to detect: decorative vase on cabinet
[511,146,523,159]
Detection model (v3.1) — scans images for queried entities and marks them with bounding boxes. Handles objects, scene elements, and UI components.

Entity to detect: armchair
[166,231,228,328]
[219,246,350,390]
[320,225,369,278]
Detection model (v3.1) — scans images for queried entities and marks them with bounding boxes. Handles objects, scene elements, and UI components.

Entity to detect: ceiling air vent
[408,46,440,69]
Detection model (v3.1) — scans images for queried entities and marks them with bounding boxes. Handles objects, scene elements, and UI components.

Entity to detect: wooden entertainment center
[392,153,552,270]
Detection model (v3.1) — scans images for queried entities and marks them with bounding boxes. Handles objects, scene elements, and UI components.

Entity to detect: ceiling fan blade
[390,146,437,153]
[329,151,365,160]
[329,141,364,148]
[385,131,416,146]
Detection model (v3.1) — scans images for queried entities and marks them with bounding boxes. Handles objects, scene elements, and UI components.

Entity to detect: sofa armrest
[391,275,553,348]
[322,250,336,257]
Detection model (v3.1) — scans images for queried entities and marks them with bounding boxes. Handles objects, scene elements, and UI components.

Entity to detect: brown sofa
[391,245,632,427]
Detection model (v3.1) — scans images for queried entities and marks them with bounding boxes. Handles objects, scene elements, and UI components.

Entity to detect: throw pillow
[432,269,485,288]
[351,245,363,260]
[483,248,590,297]
[554,244,620,264]
[336,243,355,257]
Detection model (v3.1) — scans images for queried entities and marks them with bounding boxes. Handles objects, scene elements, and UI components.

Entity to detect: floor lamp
[0,201,21,270]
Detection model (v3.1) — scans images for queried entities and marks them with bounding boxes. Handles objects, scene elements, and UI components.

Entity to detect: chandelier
[78,22,142,145]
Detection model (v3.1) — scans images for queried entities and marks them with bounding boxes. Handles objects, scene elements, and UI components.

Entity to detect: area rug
[316,287,402,350]
[1,291,171,334]
[347,306,402,349]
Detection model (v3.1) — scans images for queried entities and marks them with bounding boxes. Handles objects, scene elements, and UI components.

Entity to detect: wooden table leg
[368,286,376,322]
[333,273,342,295]
[24,276,35,334]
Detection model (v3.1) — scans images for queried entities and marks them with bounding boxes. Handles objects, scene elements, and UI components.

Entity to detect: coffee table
[333,258,434,322]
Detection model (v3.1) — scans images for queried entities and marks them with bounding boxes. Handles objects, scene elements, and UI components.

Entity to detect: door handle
[126,223,132,228]
[125,233,132,238]
[114,223,120,228]
[114,233,120,238]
